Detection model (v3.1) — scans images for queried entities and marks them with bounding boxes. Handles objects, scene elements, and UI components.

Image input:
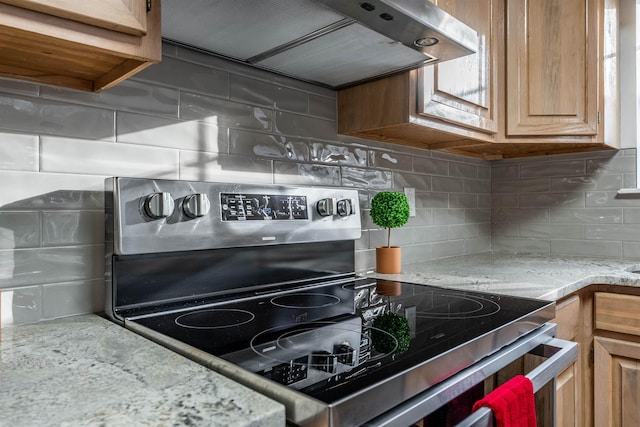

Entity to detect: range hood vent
[161,0,479,88]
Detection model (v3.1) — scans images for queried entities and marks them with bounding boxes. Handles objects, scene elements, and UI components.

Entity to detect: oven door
[363,323,578,427]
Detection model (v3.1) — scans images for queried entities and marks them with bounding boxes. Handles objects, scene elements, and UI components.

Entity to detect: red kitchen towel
[471,375,536,427]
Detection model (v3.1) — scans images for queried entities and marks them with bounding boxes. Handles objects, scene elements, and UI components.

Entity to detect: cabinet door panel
[506,0,598,136]
[418,0,497,134]
[1,0,147,35]
[594,337,640,427]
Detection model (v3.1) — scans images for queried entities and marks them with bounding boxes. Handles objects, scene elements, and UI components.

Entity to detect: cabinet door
[556,358,580,427]
[594,337,640,427]
[505,0,599,136]
[0,0,147,35]
[418,0,497,135]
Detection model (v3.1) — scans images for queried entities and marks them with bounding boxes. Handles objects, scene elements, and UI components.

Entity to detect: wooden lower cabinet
[593,292,640,427]
[551,294,583,426]
[593,337,640,426]
[555,360,580,426]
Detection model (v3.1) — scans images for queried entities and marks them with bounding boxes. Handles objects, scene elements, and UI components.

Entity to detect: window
[617,0,640,193]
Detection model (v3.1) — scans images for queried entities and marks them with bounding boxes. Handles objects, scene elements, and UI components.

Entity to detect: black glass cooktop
[129,279,553,403]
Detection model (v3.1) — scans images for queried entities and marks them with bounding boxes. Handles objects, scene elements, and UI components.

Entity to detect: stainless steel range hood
[161,0,479,88]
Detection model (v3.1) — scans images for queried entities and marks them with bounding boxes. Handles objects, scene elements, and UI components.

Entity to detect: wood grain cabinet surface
[0,0,161,91]
[337,0,619,159]
[551,294,582,427]
[594,292,640,427]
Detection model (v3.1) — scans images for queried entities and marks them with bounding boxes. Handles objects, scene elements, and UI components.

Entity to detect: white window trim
[617,0,640,195]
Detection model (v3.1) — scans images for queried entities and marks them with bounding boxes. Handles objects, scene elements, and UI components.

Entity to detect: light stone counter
[366,251,640,301]
[0,314,285,427]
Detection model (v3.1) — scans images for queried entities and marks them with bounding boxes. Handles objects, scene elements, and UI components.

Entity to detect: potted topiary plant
[370,191,410,273]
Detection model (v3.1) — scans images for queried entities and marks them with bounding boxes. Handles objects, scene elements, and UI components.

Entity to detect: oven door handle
[455,337,578,427]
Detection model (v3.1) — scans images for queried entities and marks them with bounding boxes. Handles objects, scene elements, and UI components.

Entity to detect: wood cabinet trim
[595,292,640,337]
[0,0,161,91]
[0,0,147,36]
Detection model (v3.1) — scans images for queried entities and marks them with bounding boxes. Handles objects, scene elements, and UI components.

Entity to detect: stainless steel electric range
[104,177,560,427]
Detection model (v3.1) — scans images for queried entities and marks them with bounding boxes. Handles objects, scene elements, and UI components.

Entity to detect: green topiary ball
[372,313,411,354]
[370,191,410,229]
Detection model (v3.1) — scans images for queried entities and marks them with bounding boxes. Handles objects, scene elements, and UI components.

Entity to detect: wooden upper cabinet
[337,0,496,151]
[0,0,161,92]
[505,0,599,136]
[338,0,620,159]
[1,0,148,36]
[418,0,497,136]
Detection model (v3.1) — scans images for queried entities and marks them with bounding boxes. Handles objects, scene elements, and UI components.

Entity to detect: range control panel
[108,177,362,255]
[221,193,308,221]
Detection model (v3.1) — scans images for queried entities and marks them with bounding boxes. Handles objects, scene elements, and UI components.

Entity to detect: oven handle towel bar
[363,324,564,427]
[455,337,578,427]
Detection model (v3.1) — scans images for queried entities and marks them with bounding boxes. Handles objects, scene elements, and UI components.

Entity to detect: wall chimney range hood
[161,0,479,88]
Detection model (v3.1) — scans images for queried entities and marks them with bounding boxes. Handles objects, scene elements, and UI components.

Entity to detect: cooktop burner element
[270,293,341,309]
[416,292,501,319]
[175,309,255,329]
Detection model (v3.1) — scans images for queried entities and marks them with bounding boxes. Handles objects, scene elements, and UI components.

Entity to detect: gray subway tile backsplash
[0,171,105,210]
[519,223,585,239]
[550,239,623,258]
[367,150,413,171]
[230,74,309,114]
[0,245,103,287]
[273,162,341,186]
[181,91,273,131]
[42,279,101,320]
[492,178,550,194]
[309,94,336,120]
[449,162,478,179]
[42,211,104,246]
[492,149,640,260]
[520,160,586,178]
[0,132,38,172]
[0,93,114,140]
[550,207,623,224]
[432,176,464,193]
[586,155,636,174]
[41,79,180,117]
[274,111,337,140]
[180,151,273,183]
[341,168,392,189]
[519,192,585,208]
[311,142,367,166]
[229,129,308,161]
[0,212,40,249]
[4,41,640,324]
[134,56,229,98]
[41,136,179,179]
[117,111,229,153]
[413,156,449,176]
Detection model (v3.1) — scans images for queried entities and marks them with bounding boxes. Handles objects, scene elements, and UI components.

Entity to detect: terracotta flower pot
[375,246,402,274]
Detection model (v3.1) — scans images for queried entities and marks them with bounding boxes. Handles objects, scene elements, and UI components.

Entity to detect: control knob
[337,199,355,216]
[316,198,336,216]
[143,192,174,219]
[183,193,211,218]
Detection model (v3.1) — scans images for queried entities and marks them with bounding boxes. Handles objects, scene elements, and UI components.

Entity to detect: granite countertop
[367,251,640,301]
[0,314,285,427]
